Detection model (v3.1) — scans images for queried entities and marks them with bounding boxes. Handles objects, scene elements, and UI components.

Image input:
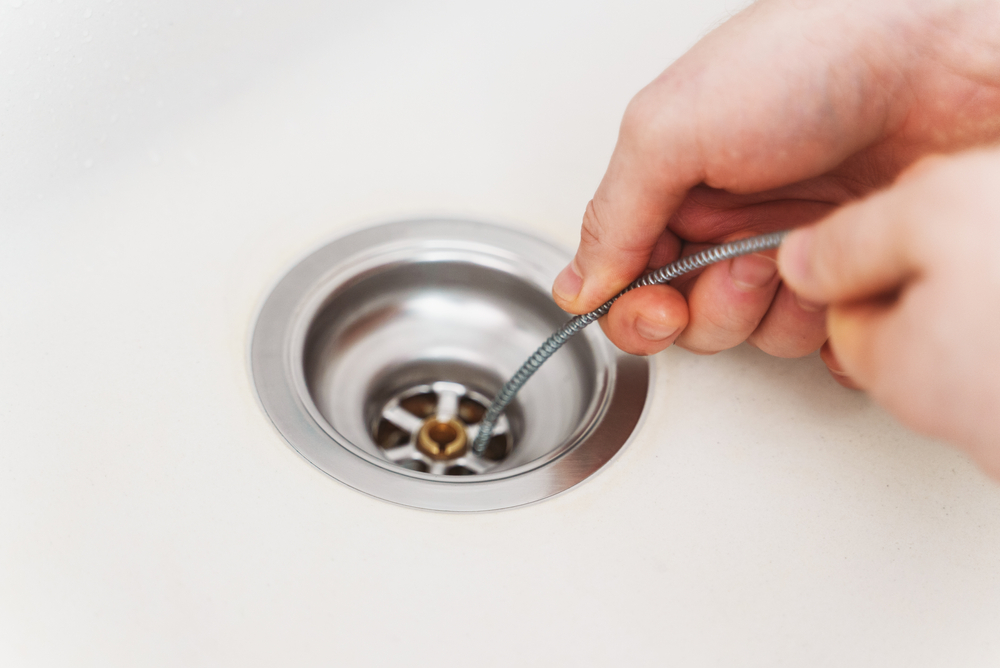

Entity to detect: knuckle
[678,299,768,354]
[620,90,657,139]
[579,199,606,250]
[580,198,650,256]
[620,86,679,158]
[705,298,764,334]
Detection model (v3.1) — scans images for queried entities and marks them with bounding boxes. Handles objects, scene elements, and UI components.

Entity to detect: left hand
[779,147,1000,477]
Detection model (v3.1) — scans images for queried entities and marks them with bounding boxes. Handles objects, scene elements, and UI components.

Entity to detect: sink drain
[372,381,512,474]
[250,218,652,511]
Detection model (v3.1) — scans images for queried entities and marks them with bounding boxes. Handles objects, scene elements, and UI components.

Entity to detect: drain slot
[372,382,513,475]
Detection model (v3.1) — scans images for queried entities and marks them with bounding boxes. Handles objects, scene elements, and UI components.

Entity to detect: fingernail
[635,316,678,342]
[795,293,826,312]
[779,227,815,285]
[553,260,583,302]
[730,253,778,290]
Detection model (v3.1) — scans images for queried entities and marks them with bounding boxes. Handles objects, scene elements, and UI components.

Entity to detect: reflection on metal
[250,219,652,511]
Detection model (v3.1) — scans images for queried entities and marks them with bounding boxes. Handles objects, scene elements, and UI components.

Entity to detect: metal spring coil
[471,230,788,454]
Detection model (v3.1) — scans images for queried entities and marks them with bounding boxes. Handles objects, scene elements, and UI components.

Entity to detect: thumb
[552,98,700,313]
[777,182,918,305]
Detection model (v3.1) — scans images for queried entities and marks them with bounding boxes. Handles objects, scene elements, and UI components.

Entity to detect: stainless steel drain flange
[250,219,652,511]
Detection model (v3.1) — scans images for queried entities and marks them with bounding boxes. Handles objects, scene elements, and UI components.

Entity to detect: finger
[555,1,906,314]
[831,266,1000,479]
[819,339,861,390]
[746,284,828,358]
[670,185,841,243]
[827,295,920,417]
[599,284,689,356]
[645,227,684,271]
[674,251,781,354]
[669,197,834,355]
[551,110,699,314]
[777,188,917,304]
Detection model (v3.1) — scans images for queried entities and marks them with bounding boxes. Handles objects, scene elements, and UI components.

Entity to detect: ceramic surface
[3,1,1000,666]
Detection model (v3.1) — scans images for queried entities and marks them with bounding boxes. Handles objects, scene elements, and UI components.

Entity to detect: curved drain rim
[284,237,614,482]
[250,218,653,511]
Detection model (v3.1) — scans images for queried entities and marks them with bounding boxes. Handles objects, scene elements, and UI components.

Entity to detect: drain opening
[371,381,513,475]
[254,219,652,510]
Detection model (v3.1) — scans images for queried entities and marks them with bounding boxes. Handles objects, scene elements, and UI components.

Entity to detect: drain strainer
[372,381,512,474]
[250,219,652,511]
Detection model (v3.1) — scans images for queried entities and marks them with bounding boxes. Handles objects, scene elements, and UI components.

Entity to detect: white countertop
[3,1,999,666]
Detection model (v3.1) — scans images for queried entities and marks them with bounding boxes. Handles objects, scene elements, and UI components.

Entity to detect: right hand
[554,0,1000,368]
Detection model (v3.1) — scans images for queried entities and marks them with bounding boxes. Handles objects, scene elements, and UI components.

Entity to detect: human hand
[778,147,1000,477]
[554,0,1000,363]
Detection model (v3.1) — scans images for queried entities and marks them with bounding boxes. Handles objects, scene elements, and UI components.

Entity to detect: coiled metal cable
[471,230,789,454]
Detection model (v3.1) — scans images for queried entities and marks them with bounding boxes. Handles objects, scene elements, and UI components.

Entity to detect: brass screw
[416,418,467,460]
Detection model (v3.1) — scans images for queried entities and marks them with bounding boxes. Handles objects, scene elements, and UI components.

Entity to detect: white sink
[3,1,1000,666]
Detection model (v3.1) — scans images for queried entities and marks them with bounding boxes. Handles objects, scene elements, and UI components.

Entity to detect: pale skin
[553,0,1000,477]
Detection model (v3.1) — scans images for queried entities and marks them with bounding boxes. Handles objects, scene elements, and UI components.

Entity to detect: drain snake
[471,231,789,454]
